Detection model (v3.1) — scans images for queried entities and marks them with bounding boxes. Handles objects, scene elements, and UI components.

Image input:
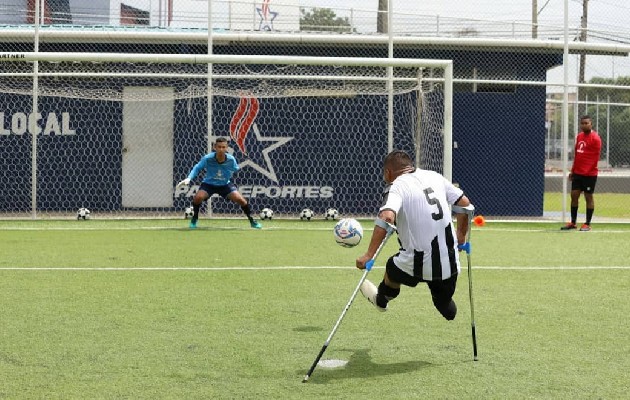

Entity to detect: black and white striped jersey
[380,168,464,281]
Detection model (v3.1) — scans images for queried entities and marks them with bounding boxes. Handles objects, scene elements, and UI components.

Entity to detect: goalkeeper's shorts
[199,182,238,198]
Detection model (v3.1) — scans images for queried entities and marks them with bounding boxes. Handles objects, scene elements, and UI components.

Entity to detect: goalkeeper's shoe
[249,219,262,229]
[560,222,577,230]
[360,280,387,312]
[189,218,198,229]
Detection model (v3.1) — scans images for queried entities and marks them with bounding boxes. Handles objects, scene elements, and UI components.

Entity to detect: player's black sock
[570,206,578,224]
[377,280,400,309]
[241,203,253,220]
[586,208,594,224]
[192,204,200,221]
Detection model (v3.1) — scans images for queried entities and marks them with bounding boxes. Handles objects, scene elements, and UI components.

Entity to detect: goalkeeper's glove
[177,178,191,187]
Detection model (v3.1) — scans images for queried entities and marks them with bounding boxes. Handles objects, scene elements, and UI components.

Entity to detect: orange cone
[473,215,486,227]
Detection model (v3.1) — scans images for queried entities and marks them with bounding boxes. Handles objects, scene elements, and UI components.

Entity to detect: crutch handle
[457,242,471,254]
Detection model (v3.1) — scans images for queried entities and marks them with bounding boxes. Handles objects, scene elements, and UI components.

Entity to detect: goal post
[0,52,453,219]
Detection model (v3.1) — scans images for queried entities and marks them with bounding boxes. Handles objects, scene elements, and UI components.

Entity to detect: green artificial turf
[1,219,629,399]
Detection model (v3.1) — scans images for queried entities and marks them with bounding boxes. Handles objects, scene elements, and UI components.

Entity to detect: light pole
[532,0,537,38]
[578,0,589,116]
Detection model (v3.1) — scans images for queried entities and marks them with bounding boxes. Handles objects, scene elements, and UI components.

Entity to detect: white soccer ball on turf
[300,208,314,221]
[260,208,274,220]
[77,207,91,220]
[334,218,363,248]
[325,208,339,220]
[184,206,194,219]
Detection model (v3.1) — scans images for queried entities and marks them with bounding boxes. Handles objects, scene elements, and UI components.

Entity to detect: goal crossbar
[2,52,452,69]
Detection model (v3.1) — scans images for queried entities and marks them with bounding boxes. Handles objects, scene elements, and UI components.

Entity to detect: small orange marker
[473,215,486,227]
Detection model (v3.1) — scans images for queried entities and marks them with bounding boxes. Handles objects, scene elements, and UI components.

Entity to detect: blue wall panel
[453,86,547,216]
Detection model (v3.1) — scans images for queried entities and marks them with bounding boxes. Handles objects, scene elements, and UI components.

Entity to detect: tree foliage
[300,7,354,33]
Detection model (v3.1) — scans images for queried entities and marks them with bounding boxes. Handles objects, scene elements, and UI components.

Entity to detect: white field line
[2,226,630,234]
[0,265,629,271]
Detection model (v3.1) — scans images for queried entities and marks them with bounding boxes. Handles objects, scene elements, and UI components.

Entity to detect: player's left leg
[361,256,411,311]
[190,188,211,228]
[226,189,261,229]
[581,176,597,230]
[582,192,595,230]
[427,275,458,320]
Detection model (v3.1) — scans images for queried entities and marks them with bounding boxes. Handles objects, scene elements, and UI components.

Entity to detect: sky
[306,0,630,32]
[301,0,630,82]
[123,0,630,82]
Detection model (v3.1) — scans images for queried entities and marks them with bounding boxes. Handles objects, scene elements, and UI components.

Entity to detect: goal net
[0,53,452,219]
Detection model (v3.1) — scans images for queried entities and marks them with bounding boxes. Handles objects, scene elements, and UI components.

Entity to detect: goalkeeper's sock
[193,204,200,221]
[241,203,253,220]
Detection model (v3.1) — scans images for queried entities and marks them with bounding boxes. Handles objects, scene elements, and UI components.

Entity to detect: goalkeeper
[177,137,262,229]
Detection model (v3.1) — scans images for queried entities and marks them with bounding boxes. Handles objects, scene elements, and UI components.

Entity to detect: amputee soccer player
[356,150,470,320]
[561,115,602,232]
[177,137,261,229]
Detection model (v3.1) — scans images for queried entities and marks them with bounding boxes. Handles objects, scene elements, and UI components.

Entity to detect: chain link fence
[0,0,628,221]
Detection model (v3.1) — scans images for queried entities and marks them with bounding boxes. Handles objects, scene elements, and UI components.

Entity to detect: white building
[0,0,300,31]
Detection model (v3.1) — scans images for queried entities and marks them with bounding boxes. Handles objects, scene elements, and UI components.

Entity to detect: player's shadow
[301,348,432,383]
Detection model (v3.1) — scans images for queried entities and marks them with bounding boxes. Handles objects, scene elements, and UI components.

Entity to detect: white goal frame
[0,52,453,219]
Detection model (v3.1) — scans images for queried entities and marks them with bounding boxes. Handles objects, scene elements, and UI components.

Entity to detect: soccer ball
[77,207,91,220]
[260,208,274,220]
[184,206,194,219]
[333,218,363,248]
[300,208,314,221]
[325,208,339,220]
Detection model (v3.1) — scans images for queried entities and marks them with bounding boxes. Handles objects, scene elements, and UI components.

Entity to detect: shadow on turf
[300,348,432,383]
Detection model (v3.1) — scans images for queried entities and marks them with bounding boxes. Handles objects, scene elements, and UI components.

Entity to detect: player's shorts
[198,182,238,198]
[571,174,597,194]
[385,255,458,304]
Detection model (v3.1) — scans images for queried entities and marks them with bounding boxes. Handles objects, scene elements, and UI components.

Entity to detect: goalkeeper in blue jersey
[177,137,262,229]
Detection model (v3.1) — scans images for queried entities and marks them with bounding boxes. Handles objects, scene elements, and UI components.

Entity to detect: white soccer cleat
[360,280,387,312]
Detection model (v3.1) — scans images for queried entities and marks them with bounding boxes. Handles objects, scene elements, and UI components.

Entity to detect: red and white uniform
[572,131,602,176]
[380,169,463,281]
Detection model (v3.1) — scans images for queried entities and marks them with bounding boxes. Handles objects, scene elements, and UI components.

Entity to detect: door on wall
[122,87,174,208]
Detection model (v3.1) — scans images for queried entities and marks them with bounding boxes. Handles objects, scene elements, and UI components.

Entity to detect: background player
[561,115,602,231]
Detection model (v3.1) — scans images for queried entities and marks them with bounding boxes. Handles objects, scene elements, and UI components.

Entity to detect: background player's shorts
[199,182,238,198]
[571,174,598,194]
[385,255,458,304]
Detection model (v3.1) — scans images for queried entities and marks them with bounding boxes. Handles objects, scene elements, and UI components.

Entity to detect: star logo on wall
[229,97,293,183]
[237,123,292,183]
[256,0,278,31]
